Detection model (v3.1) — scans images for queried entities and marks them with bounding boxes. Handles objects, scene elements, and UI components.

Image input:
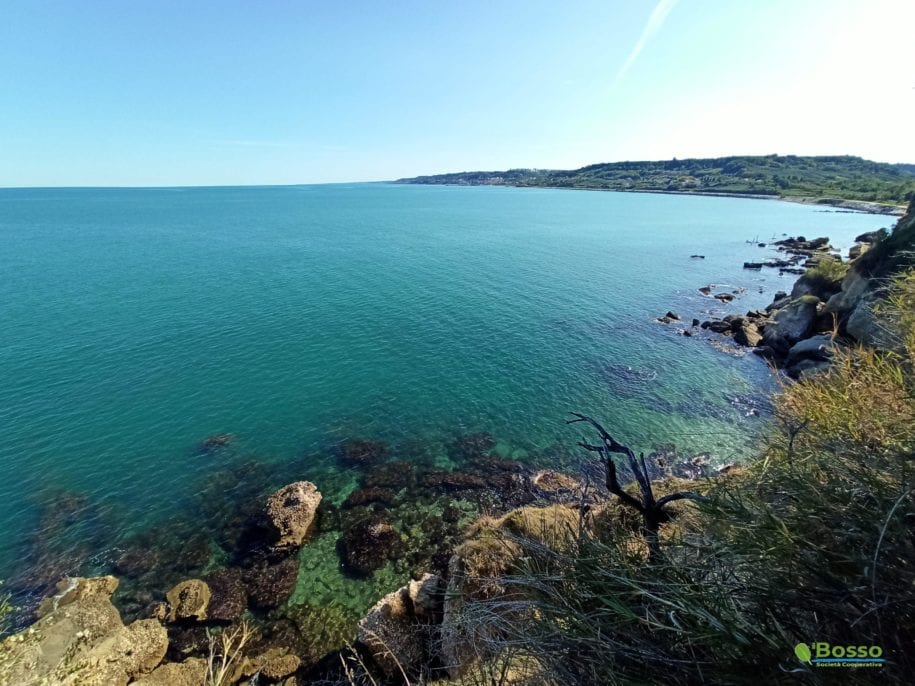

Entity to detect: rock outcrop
[265,481,322,550]
[0,576,168,685]
[356,573,445,679]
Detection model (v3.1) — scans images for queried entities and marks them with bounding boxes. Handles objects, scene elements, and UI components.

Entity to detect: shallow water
[0,184,888,588]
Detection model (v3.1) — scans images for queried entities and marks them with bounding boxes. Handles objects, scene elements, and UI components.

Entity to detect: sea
[0,183,889,614]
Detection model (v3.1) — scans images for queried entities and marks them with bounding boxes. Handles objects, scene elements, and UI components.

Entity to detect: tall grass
[0,582,12,634]
[204,621,252,686]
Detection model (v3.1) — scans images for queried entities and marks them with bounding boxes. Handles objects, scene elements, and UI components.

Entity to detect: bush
[802,257,848,294]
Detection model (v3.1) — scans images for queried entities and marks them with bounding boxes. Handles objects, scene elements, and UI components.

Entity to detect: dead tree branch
[567,412,707,549]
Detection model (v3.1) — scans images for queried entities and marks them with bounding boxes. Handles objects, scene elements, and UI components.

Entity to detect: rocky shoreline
[0,434,725,685]
[657,216,909,379]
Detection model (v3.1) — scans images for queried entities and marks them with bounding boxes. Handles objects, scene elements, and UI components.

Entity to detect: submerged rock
[342,486,398,509]
[337,513,401,577]
[339,439,387,468]
[265,481,322,550]
[197,433,234,453]
[449,432,496,461]
[243,557,299,609]
[202,567,247,623]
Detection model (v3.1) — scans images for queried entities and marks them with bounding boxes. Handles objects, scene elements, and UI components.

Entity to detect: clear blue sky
[1,0,912,186]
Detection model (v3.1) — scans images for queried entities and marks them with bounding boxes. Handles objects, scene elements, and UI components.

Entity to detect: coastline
[394,180,906,216]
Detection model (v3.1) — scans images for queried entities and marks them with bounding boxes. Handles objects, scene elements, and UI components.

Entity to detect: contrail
[614,0,680,86]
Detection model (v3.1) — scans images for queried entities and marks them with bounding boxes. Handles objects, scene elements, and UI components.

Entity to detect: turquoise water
[0,184,888,582]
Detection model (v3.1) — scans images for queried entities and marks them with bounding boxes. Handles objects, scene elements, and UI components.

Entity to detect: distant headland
[397,154,915,215]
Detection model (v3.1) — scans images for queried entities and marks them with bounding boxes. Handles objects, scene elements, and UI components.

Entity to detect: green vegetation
[803,257,849,293]
[856,204,915,277]
[460,268,915,684]
[399,155,915,206]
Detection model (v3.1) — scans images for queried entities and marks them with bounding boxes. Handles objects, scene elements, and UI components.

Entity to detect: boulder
[791,272,841,302]
[786,334,835,365]
[665,311,680,321]
[0,576,168,686]
[846,294,901,351]
[339,439,387,468]
[357,586,424,679]
[765,296,791,312]
[823,267,870,317]
[265,481,322,550]
[703,320,732,334]
[713,293,735,303]
[854,229,886,244]
[532,469,581,498]
[166,579,211,622]
[752,345,776,359]
[848,243,869,260]
[233,648,302,682]
[734,322,763,347]
[761,296,820,355]
[787,358,832,380]
[408,573,445,620]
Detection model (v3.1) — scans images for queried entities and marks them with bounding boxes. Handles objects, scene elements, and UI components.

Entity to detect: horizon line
[2,152,911,190]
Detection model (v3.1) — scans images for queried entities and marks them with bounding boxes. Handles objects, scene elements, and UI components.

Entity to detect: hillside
[398,155,915,209]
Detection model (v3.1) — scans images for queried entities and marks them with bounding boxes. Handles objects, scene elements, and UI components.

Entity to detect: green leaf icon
[795,643,812,663]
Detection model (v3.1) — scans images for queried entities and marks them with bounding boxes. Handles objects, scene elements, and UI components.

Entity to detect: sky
[0,0,913,186]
